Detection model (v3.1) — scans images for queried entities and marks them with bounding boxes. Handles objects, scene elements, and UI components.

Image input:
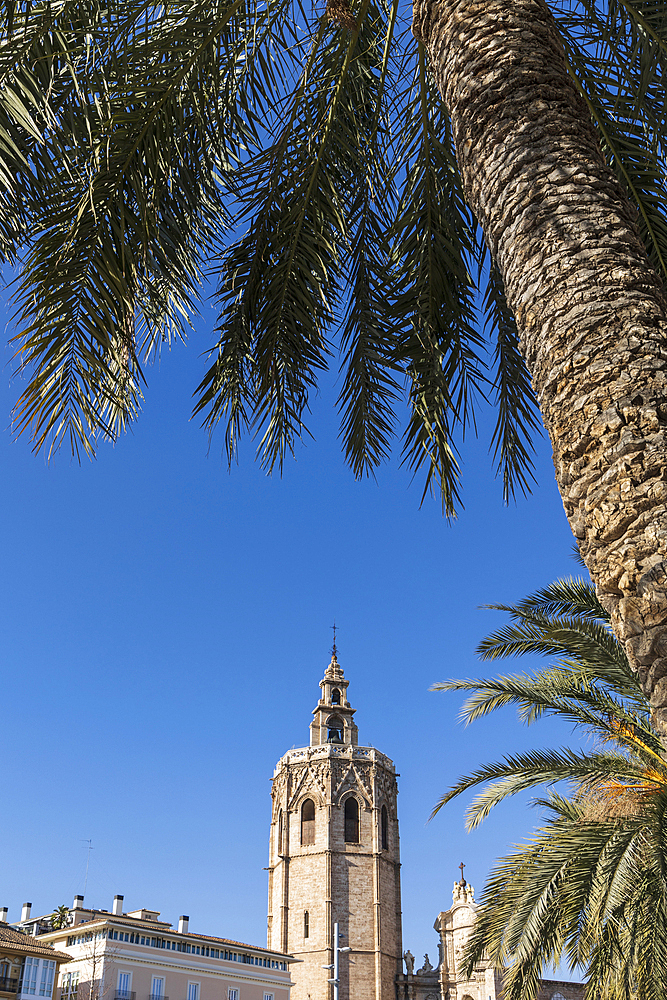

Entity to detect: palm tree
[3,2,667,726]
[50,905,71,930]
[433,577,667,1000]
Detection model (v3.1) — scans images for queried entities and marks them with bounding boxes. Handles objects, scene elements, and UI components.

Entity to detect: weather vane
[331,620,338,657]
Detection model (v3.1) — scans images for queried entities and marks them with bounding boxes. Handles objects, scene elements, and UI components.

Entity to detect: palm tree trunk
[412,0,667,734]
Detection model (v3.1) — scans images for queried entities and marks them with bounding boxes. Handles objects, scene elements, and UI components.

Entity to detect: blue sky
[1,312,580,978]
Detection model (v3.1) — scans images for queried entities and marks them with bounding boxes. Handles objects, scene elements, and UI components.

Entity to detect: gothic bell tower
[267,650,402,1000]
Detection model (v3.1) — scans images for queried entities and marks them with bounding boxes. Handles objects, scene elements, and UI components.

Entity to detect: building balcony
[114,992,135,1000]
[0,978,18,994]
[148,994,168,1000]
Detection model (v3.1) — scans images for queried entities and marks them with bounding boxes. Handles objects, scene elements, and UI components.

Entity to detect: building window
[301,799,315,846]
[150,978,164,1000]
[304,911,309,939]
[331,688,340,705]
[278,810,284,854]
[187,984,199,1000]
[228,991,238,1000]
[264,995,274,1000]
[344,797,359,843]
[381,805,388,850]
[39,963,55,998]
[117,974,131,1000]
[23,958,39,995]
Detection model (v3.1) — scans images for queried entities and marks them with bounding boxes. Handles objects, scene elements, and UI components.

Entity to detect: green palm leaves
[433,578,667,999]
[2,1,667,507]
[50,905,71,930]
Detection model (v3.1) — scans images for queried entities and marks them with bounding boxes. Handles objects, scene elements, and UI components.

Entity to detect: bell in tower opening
[326,716,344,743]
[266,649,403,1000]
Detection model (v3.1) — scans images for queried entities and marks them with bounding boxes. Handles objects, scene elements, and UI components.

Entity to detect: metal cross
[458,862,466,881]
[331,621,338,656]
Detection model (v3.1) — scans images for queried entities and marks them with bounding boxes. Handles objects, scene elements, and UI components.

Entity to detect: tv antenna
[81,839,94,895]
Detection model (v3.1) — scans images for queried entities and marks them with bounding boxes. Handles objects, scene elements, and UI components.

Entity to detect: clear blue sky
[1,308,580,978]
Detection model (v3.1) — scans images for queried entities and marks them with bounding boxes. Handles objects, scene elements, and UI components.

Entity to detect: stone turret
[432,871,503,1000]
[309,651,358,747]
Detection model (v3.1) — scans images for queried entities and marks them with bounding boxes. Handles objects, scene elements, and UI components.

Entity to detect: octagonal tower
[267,651,402,1000]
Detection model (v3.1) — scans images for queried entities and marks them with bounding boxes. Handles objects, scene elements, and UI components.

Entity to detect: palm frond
[432,746,655,828]
[10,0,243,456]
[197,0,401,471]
[390,45,485,511]
[482,255,541,502]
[437,567,667,996]
[336,0,404,479]
[555,0,667,285]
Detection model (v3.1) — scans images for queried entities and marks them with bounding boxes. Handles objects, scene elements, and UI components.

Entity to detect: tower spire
[311,647,357,746]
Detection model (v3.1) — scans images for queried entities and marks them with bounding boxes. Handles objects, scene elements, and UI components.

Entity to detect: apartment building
[12,897,293,1000]
[0,918,71,1000]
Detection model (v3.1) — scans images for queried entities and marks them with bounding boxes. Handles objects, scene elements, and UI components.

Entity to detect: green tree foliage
[50,905,71,929]
[432,578,667,999]
[1,1,666,509]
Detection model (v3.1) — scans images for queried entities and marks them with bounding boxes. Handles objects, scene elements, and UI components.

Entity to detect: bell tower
[267,651,402,1000]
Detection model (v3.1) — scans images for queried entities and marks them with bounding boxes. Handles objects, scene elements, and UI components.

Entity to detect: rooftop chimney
[112,896,124,916]
[21,903,32,922]
[0,907,7,923]
[73,895,84,910]
[178,916,189,934]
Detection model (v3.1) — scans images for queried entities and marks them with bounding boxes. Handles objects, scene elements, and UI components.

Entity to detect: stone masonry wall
[268,744,402,1000]
[535,980,584,1000]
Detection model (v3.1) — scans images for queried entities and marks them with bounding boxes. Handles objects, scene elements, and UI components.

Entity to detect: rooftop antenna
[81,839,94,895]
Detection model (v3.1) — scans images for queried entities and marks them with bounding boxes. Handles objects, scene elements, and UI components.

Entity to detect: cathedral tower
[267,652,402,1000]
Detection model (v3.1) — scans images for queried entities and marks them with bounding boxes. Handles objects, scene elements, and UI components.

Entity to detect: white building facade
[26,897,293,1000]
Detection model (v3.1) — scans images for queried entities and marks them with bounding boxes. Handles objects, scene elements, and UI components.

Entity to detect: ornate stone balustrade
[275,743,394,773]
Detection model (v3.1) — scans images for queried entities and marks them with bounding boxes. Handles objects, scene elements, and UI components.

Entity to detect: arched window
[277,810,284,854]
[344,797,359,843]
[381,805,389,850]
[327,715,344,743]
[332,688,341,704]
[301,799,315,845]
[303,912,309,938]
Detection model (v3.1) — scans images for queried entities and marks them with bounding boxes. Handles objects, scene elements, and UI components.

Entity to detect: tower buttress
[267,653,402,1000]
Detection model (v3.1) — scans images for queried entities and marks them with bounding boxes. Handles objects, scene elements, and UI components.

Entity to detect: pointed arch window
[344,797,359,843]
[301,799,315,846]
[331,688,341,705]
[381,805,389,850]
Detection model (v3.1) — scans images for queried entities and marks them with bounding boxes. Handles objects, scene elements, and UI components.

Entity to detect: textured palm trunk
[412,0,667,733]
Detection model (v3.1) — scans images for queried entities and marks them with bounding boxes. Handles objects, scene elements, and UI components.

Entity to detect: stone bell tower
[267,650,402,1000]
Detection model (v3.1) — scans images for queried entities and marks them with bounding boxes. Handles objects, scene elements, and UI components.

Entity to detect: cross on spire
[331,620,338,658]
[458,862,466,885]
